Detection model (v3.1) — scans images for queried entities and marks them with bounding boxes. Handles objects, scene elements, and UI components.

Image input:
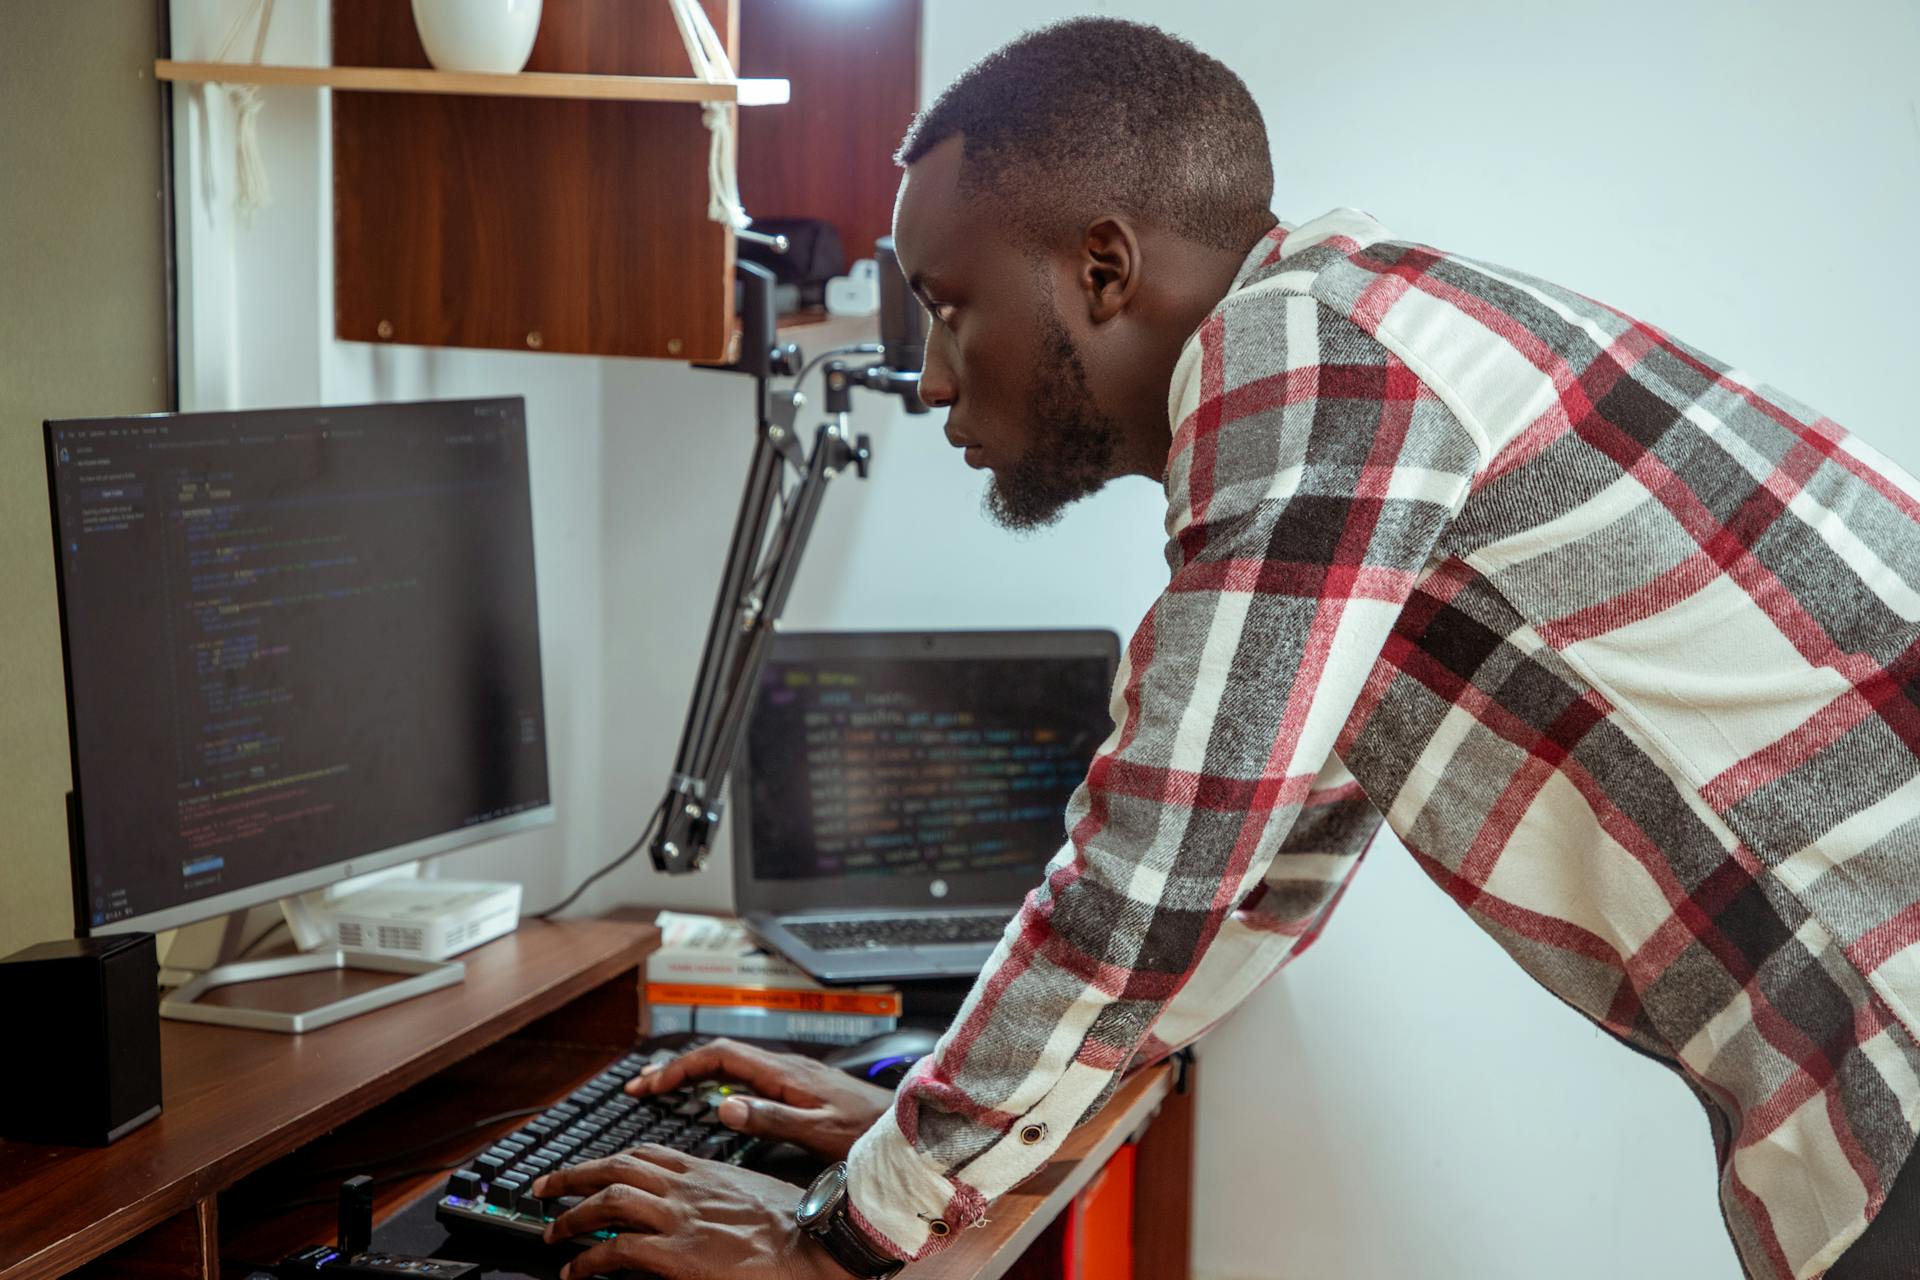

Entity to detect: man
[530,19,1920,1279]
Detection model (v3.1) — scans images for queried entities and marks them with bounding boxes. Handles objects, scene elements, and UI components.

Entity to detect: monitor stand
[152,869,517,1033]
[159,948,465,1034]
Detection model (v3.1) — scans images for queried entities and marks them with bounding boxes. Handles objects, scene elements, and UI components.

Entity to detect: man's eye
[927,302,956,326]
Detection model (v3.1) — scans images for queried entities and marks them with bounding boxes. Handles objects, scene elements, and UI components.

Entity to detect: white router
[284,870,522,963]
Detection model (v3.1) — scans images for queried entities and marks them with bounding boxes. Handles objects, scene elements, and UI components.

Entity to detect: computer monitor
[43,397,553,951]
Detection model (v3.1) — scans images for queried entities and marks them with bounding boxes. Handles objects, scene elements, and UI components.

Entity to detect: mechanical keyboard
[434,1042,763,1245]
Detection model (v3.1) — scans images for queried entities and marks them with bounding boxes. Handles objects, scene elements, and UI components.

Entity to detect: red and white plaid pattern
[846,210,1920,1280]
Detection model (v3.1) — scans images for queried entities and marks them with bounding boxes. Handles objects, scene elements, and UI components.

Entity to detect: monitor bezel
[730,627,1120,915]
[43,397,555,939]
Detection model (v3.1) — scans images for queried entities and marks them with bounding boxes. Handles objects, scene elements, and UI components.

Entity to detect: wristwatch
[795,1161,904,1278]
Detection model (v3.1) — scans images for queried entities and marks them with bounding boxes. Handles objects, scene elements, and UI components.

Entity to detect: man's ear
[1078,216,1140,324]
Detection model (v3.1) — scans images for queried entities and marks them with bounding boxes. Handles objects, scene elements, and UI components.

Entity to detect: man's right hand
[626,1038,895,1163]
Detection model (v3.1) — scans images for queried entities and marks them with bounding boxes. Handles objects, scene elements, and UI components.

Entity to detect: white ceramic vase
[410,0,544,75]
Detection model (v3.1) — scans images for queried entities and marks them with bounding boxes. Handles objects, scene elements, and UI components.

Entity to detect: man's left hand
[532,1147,852,1280]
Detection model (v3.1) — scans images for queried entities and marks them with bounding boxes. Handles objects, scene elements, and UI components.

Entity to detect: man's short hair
[896,18,1274,254]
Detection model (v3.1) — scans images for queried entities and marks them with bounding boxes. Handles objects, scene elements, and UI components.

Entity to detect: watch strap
[812,1208,903,1278]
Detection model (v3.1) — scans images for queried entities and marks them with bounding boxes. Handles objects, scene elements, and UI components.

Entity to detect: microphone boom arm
[651,244,918,875]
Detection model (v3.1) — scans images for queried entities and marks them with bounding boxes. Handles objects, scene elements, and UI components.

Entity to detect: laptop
[731,629,1120,984]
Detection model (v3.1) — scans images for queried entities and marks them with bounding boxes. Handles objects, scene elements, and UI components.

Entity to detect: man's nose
[918,343,956,409]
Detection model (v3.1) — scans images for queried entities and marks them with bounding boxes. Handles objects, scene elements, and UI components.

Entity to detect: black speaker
[0,933,162,1145]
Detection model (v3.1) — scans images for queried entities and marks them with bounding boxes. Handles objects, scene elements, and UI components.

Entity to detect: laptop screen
[736,631,1118,890]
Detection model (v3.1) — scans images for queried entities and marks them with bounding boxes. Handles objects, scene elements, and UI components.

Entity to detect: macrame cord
[212,0,277,221]
[664,0,751,231]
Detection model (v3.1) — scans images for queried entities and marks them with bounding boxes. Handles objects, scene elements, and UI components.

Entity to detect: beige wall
[0,5,169,956]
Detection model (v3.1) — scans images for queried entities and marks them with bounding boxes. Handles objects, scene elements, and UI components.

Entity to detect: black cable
[749,480,796,596]
[234,919,288,960]
[531,799,667,919]
[745,344,875,612]
[300,1105,547,1182]
[533,345,879,920]
[752,344,865,579]
[273,1157,475,1213]
[796,341,882,392]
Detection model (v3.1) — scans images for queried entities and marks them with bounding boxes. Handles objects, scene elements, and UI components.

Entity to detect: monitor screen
[739,633,1116,884]
[45,398,551,935]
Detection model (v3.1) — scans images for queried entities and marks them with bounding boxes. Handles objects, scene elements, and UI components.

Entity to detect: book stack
[645,912,902,1046]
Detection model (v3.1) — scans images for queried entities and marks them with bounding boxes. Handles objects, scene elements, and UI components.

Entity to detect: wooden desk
[910,1060,1193,1280]
[0,919,1193,1279]
[0,920,654,1280]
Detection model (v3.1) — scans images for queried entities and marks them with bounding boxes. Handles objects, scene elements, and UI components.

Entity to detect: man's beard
[983,313,1121,531]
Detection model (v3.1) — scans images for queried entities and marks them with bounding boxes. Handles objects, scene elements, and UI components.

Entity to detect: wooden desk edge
[906,1064,1176,1280]
[208,921,658,1172]
[0,919,657,1280]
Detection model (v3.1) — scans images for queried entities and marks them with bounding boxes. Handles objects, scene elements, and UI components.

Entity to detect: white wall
[165,1,1919,1276]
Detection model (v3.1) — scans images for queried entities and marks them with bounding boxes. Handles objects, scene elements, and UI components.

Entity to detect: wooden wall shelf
[327,0,742,362]
[166,0,920,362]
[154,59,790,105]
[736,0,921,281]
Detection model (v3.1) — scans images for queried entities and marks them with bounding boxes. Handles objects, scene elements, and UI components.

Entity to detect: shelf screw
[376,320,394,340]
[526,331,544,350]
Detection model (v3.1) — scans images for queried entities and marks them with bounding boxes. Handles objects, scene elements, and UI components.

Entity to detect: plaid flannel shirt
[845,209,1920,1280]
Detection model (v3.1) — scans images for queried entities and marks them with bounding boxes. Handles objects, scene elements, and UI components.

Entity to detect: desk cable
[528,342,884,920]
[275,1105,548,1211]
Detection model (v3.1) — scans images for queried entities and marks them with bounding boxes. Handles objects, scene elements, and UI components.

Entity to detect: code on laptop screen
[742,648,1113,881]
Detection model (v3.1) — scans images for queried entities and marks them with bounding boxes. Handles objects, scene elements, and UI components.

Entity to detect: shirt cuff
[844,1119,988,1262]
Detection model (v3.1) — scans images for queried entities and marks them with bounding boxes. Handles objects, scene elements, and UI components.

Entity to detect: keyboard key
[444,1169,483,1202]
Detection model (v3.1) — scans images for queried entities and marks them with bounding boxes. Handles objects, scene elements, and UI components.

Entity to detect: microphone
[875,237,924,377]
[873,236,928,414]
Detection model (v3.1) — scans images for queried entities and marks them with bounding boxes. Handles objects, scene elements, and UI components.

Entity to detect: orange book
[645,982,904,1017]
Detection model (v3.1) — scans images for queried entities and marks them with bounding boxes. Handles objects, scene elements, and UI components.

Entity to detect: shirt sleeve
[844,291,1483,1263]
[1126,752,1385,1070]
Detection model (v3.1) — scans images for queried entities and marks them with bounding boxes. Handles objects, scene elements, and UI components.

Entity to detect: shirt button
[1020,1123,1046,1145]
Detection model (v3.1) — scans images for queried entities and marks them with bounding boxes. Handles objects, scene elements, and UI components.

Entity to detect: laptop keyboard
[787,912,1011,951]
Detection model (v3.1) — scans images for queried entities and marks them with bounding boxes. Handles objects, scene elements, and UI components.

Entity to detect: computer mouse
[822,1028,942,1089]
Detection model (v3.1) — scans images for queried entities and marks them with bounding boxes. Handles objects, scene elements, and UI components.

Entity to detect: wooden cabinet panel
[737,0,921,268]
[332,0,737,360]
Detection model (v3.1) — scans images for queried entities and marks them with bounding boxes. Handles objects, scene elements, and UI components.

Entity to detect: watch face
[797,1161,848,1228]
